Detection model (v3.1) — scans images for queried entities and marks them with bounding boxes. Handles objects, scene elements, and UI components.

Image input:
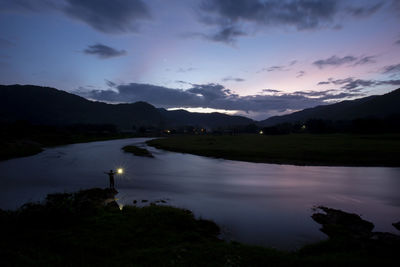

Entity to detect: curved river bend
[1,138,399,249]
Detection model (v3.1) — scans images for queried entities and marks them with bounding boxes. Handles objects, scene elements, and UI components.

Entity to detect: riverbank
[0,188,398,266]
[147,134,400,166]
[0,133,138,161]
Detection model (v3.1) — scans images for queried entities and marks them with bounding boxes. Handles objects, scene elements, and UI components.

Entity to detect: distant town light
[259,130,264,135]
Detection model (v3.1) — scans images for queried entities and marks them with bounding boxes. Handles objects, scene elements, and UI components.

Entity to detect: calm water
[0,138,399,249]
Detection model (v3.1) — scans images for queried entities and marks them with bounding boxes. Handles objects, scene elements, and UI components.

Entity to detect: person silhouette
[105,170,115,189]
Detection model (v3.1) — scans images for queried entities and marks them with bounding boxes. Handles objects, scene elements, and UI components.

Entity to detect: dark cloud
[313,55,376,69]
[105,79,116,87]
[354,55,376,65]
[77,82,366,115]
[258,60,298,73]
[318,77,400,91]
[266,66,286,72]
[296,71,306,78]
[262,89,281,93]
[313,55,357,68]
[346,2,383,17]
[0,0,150,34]
[184,25,247,44]
[317,81,330,85]
[197,0,383,43]
[207,25,247,44]
[395,39,400,45]
[63,0,150,33]
[222,77,245,82]
[382,63,400,75]
[84,44,126,59]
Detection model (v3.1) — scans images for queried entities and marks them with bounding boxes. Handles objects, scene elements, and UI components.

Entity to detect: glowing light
[117,168,124,174]
[259,130,264,135]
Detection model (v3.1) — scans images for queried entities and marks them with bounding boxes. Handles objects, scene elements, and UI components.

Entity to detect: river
[0,138,399,249]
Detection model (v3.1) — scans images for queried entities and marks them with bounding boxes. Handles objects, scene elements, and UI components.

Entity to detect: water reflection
[0,138,399,249]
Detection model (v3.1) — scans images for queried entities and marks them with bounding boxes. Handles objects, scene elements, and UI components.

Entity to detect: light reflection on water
[0,138,399,249]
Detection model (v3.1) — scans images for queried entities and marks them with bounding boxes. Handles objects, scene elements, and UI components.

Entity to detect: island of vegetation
[1,188,398,266]
[147,134,400,167]
[122,145,154,157]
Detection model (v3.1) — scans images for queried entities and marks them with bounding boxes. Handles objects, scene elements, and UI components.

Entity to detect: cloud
[318,77,400,91]
[313,55,376,69]
[0,0,150,34]
[395,39,400,45]
[313,55,357,68]
[63,0,150,33]
[354,55,376,65]
[83,44,126,59]
[77,82,367,117]
[346,2,383,17]
[296,71,306,78]
[382,63,400,75]
[196,0,383,43]
[184,25,247,44]
[222,77,245,82]
[177,67,196,73]
[258,60,298,73]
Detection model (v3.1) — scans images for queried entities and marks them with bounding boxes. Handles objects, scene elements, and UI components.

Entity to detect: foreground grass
[147,134,400,166]
[122,145,154,157]
[0,188,398,266]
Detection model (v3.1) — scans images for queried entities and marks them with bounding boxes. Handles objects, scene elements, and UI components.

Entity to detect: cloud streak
[83,44,126,59]
[382,63,400,75]
[222,77,245,82]
[318,77,400,90]
[313,55,376,69]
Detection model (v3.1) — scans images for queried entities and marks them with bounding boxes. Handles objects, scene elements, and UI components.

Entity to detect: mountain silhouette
[259,88,400,127]
[0,84,253,129]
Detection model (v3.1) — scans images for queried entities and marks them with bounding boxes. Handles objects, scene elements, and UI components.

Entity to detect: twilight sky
[1,0,399,120]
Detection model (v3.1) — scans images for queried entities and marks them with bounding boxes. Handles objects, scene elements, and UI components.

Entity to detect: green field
[147,134,400,166]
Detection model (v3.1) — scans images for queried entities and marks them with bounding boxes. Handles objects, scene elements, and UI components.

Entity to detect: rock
[311,206,374,239]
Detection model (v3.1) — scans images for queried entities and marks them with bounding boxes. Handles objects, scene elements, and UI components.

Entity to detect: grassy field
[147,134,400,166]
[1,188,398,266]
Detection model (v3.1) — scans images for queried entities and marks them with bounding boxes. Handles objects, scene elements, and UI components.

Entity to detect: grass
[122,145,154,157]
[147,134,400,166]
[0,188,398,266]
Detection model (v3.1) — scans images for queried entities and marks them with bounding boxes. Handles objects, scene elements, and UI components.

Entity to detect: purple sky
[1,0,399,120]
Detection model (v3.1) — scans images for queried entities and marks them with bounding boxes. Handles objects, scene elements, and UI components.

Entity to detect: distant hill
[0,85,253,129]
[259,88,400,127]
[158,108,252,129]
